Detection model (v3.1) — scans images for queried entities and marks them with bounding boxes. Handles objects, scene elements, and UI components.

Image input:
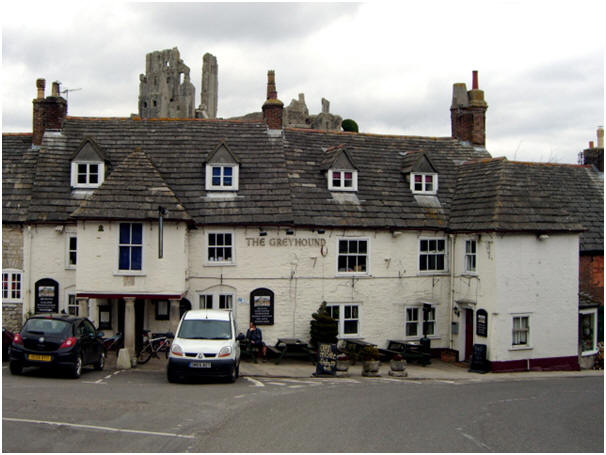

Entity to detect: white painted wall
[492,233,579,361]
[76,220,188,296]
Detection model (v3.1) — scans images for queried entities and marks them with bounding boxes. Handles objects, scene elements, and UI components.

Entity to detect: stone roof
[71,147,191,222]
[2,117,603,253]
[2,134,38,223]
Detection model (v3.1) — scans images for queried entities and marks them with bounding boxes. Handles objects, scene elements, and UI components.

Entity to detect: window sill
[205,262,236,267]
[581,349,598,356]
[417,271,449,276]
[113,271,146,277]
[336,273,370,278]
[509,346,533,351]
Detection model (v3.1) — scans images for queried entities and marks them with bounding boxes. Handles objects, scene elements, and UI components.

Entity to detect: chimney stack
[32,78,67,146]
[597,126,604,148]
[450,70,488,147]
[262,70,284,130]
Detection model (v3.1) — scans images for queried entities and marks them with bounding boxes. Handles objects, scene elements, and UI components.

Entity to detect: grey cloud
[131,2,360,43]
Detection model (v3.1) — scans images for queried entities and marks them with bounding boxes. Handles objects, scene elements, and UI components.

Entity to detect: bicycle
[137,330,174,364]
[102,332,123,352]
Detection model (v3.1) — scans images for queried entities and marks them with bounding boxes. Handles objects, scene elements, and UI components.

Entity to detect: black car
[9,314,106,378]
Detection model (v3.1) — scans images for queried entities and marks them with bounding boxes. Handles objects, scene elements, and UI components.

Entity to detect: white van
[167,309,241,383]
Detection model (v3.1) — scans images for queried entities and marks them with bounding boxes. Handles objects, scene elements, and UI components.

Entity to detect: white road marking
[3,417,195,439]
[244,377,265,387]
[458,429,492,451]
[288,385,304,389]
[268,382,286,386]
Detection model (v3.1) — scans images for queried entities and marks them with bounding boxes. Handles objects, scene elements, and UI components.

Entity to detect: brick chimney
[450,70,488,147]
[32,78,67,146]
[262,70,284,130]
[580,126,604,172]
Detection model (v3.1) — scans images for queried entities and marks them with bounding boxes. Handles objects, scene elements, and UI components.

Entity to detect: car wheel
[71,355,83,379]
[9,360,22,375]
[94,351,105,371]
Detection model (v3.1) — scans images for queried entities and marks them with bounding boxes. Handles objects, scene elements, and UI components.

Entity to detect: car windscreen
[178,319,232,340]
[23,318,72,336]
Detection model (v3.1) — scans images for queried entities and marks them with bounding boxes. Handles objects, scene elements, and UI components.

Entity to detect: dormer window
[70,138,106,189]
[205,141,240,192]
[411,172,438,194]
[328,169,358,191]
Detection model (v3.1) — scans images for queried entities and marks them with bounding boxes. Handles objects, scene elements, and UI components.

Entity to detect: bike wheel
[137,344,153,364]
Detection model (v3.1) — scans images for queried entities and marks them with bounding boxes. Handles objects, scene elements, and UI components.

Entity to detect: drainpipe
[449,234,456,350]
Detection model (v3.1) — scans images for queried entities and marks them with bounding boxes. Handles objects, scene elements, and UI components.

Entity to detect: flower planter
[362,359,381,377]
[389,359,408,377]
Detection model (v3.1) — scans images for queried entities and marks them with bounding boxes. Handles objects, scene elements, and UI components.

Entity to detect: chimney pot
[36,78,46,99]
[51,81,60,97]
[589,141,594,148]
[472,70,479,90]
[597,126,604,148]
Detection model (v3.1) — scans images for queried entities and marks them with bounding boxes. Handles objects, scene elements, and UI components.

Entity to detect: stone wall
[2,224,24,331]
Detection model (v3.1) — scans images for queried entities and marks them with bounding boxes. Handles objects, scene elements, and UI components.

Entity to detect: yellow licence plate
[28,354,52,362]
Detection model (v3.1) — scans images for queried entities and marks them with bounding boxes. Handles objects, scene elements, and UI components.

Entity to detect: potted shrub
[389,353,408,377]
[359,345,381,377]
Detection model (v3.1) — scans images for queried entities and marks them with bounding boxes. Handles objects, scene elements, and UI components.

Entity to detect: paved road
[2,363,603,452]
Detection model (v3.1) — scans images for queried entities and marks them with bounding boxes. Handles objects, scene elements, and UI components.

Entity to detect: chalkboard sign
[476,309,488,337]
[315,343,337,376]
[250,288,274,325]
[469,343,490,373]
[35,278,59,313]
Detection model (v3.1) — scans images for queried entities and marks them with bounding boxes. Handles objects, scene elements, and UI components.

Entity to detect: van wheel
[228,364,238,383]
[167,367,178,383]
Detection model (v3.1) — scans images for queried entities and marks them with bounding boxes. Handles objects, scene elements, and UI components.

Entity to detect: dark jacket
[246,327,263,345]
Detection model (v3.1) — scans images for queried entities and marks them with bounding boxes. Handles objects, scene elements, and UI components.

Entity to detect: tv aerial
[59,84,82,103]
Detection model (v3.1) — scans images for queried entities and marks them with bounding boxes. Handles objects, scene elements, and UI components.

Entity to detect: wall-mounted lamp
[537,234,550,241]
[453,307,460,317]
[316,229,325,234]
[286,228,294,235]
[392,231,403,238]
[98,225,104,232]
[259,227,267,237]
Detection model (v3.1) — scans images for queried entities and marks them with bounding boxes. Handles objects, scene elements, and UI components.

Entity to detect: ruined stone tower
[138,47,195,119]
[198,53,218,119]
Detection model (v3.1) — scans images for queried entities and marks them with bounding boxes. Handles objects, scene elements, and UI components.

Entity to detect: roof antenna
[59,85,82,103]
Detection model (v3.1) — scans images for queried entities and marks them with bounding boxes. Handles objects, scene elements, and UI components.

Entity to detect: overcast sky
[2,1,604,163]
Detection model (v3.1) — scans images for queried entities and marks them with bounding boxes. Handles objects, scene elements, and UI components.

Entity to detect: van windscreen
[178,319,232,340]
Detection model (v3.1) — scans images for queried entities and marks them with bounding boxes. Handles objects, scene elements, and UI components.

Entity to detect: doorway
[464,309,474,361]
[118,298,145,354]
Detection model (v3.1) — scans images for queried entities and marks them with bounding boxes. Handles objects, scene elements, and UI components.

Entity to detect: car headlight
[170,343,184,357]
[218,346,232,358]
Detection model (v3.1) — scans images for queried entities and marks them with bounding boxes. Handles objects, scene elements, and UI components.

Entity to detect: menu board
[250,288,274,325]
[476,309,488,337]
[35,278,59,313]
[315,343,337,376]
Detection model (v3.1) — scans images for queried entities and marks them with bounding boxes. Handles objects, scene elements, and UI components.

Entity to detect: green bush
[341,119,359,133]
[309,302,338,349]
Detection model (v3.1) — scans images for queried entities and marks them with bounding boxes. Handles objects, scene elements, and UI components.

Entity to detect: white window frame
[66,234,77,269]
[206,231,235,265]
[67,293,79,316]
[419,238,447,273]
[405,305,437,339]
[205,164,239,191]
[336,237,370,276]
[70,161,105,188]
[199,293,234,311]
[2,269,23,303]
[326,303,360,338]
[464,239,477,273]
[410,172,438,195]
[579,308,598,356]
[511,314,531,349]
[116,222,144,274]
[328,169,358,192]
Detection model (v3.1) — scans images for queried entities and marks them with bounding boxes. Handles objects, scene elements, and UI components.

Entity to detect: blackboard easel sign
[315,343,337,376]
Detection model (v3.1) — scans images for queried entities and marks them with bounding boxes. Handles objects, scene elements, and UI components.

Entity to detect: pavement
[105,351,604,382]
